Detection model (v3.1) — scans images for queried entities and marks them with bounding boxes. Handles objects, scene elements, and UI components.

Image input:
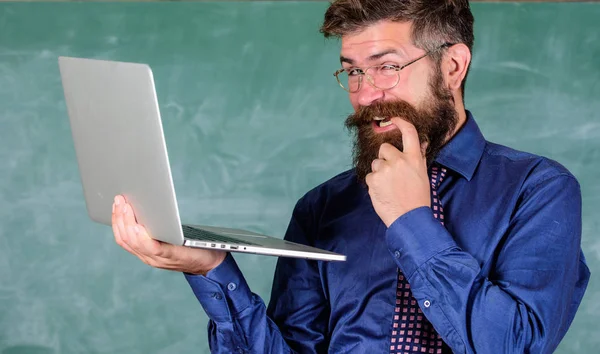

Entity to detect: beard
[344,68,459,184]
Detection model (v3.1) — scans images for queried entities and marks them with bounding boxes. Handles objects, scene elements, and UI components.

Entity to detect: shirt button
[213,292,223,300]
[424,300,431,308]
[227,282,237,291]
[394,250,401,258]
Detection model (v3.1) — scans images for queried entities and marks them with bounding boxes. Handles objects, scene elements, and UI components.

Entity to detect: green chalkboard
[0,2,598,353]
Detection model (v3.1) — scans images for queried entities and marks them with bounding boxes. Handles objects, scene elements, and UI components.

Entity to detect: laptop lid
[58,56,186,246]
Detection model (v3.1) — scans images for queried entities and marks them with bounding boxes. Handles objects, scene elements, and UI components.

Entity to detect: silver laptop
[58,56,346,262]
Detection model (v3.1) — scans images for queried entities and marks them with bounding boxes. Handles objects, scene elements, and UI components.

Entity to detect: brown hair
[320,0,475,97]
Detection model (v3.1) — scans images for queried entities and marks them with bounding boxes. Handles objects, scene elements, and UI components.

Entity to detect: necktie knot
[430,164,447,192]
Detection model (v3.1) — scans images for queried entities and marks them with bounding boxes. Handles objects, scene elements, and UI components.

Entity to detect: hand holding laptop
[111,195,227,275]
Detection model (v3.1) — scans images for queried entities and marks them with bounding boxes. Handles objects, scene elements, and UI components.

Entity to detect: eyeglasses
[333,43,454,93]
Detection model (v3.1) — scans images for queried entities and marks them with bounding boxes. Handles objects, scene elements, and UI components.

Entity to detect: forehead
[340,21,414,60]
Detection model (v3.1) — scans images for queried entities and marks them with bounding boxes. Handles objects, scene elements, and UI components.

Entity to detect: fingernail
[134,226,139,233]
[114,197,120,205]
[123,205,127,215]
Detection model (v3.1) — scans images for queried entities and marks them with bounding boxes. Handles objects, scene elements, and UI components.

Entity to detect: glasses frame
[333,42,454,93]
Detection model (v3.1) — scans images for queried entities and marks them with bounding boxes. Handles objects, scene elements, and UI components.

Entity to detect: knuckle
[407,125,418,136]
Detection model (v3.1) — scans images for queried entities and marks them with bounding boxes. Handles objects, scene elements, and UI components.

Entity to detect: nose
[356,78,385,107]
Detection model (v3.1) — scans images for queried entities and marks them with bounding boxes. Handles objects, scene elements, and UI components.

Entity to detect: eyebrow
[340,49,401,65]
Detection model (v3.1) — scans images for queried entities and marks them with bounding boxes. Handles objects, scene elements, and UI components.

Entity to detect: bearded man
[111,0,590,353]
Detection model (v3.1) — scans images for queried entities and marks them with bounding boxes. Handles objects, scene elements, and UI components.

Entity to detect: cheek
[395,69,431,105]
[349,93,361,111]
[385,82,421,107]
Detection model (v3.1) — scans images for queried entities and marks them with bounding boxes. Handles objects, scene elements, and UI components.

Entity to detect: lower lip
[372,120,398,133]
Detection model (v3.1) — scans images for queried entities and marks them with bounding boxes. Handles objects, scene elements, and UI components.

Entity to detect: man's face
[339,21,458,182]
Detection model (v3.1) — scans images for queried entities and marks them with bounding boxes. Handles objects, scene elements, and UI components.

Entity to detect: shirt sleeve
[385,173,591,354]
[183,196,329,353]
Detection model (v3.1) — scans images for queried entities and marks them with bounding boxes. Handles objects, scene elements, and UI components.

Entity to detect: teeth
[373,116,385,121]
[380,121,393,127]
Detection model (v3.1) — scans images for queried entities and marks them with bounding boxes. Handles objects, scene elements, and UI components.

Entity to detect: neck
[446,97,468,143]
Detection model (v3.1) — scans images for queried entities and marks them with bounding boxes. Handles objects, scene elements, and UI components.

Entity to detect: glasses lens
[337,66,400,92]
[337,70,361,93]
[366,65,400,90]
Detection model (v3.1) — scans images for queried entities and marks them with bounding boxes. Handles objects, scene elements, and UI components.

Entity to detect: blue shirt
[184,112,590,354]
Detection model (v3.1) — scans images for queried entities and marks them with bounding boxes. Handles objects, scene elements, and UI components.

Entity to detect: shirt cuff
[184,252,253,323]
[385,206,457,279]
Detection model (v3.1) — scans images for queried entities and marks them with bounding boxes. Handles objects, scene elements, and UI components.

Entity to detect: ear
[442,43,471,92]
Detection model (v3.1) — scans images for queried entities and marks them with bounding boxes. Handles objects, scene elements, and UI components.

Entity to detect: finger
[112,198,126,248]
[116,201,128,236]
[112,204,122,244]
[378,142,402,161]
[115,200,134,251]
[117,198,138,239]
[112,197,158,265]
[371,158,385,172]
[113,195,125,232]
[125,221,165,259]
[125,224,146,255]
[365,171,374,187]
[116,227,138,255]
[122,199,139,225]
[116,196,171,265]
[113,206,140,257]
[115,195,126,208]
[121,222,155,264]
[390,117,420,156]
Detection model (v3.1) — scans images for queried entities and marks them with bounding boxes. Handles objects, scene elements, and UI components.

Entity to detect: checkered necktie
[389,165,447,354]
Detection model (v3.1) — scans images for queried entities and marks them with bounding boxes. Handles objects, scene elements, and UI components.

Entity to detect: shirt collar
[434,110,486,181]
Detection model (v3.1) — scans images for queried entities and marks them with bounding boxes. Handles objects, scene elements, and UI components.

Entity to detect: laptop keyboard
[182,225,260,246]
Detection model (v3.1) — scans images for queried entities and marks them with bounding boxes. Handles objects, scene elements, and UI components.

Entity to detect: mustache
[344,100,432,146]
[344,100,420,127]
